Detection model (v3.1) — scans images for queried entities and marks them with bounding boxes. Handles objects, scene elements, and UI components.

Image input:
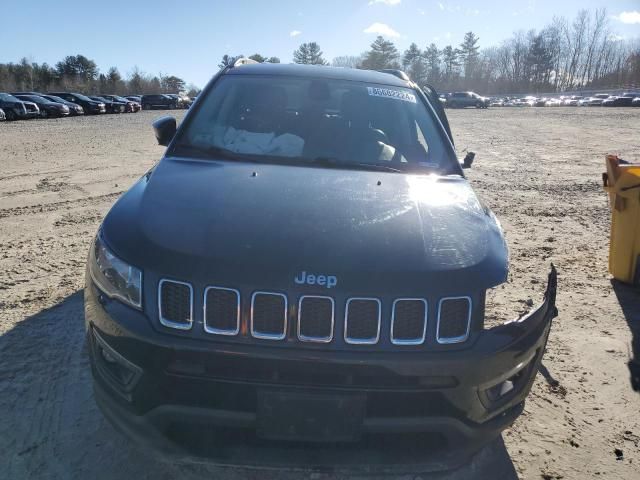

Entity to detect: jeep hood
[102,157,508,296]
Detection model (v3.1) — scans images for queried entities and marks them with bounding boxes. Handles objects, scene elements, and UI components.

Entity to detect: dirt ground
[1,107,639,480]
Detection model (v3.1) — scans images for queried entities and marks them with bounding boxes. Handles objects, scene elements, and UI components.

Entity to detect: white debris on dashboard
[221,127,304,157]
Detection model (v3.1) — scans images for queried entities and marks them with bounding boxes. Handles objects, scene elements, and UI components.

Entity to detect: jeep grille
[391,299,428,345]
[158,279,193,330]
[298,296,334,342]
[204,287,240,335]
[436,297,471,344]
[344,298,381,344]
[251,292,288,340]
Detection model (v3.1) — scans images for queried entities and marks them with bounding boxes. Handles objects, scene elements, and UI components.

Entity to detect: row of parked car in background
[488,92,640,107]
[0,92,193,121]
[439,91,640,108]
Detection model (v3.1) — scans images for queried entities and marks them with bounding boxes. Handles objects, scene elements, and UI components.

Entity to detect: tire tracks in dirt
[0,192,123,219]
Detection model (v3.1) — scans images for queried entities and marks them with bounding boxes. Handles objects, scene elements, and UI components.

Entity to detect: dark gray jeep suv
[85,61,557,472]
[447,91,490,109]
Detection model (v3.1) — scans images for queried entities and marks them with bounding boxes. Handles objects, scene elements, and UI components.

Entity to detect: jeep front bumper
[84,266,558,472]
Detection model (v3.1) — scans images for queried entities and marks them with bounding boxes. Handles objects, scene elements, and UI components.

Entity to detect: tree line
[2,8,637,97]
[232,8,639,95]
[0,55,199,97]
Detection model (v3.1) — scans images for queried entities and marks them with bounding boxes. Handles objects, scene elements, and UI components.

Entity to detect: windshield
[44,95,67,103]
[21,95,52,104]
[73,93,93,102]
[175,75,456,174]
[0,93,20,102]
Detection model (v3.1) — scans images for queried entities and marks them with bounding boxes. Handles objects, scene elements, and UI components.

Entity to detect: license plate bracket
[257,390,365,442]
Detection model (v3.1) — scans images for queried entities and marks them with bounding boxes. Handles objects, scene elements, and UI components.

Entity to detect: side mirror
[461,151,475,169]
[152,116,176,146]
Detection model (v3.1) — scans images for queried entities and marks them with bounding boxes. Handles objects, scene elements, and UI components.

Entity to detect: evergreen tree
[218,54,242,69]
[161,75,186,93]
[247,54,280,63]
[359,36,400,70]
[293,42,327,65]
[458,32,480,78]
[442,45,461,81]
[423,43,441,83]
[527,34,553,87]
[248,53,267,63]
[106,67,124,93]
[402,43,427,84]
[402,43,422,68]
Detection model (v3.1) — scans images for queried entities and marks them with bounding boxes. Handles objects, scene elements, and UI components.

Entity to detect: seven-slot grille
[251,292,288,340]
[204,287,240,335]
[344,298,381,344]
[436,297,472,344]
[157,281,473,346]
[158,279,193,330]
[391,299,428,345]
[298,296,334,342]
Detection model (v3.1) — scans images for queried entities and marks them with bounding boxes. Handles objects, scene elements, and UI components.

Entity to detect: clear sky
[1,0,639,88]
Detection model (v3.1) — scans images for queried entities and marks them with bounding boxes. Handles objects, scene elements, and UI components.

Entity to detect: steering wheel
[369,128,390,144]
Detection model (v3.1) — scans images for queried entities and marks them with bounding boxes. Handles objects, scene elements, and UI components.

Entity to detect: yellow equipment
[603,154,640,285]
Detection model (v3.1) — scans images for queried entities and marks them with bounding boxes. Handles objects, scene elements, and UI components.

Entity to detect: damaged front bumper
[84,266,558,472]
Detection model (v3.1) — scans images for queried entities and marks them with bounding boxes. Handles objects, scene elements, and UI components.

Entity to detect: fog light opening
[100,345,117,364]
[92,329,142,390]
[480,352,538,409]
[485,379,515,403]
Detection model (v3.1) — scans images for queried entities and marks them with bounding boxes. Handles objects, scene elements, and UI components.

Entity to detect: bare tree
[332,55,364,69]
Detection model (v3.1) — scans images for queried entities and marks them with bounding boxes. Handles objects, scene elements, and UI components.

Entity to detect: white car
[563,96,582,106]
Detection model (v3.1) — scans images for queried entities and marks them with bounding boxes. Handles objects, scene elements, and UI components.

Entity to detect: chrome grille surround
[390,298,428,345]
[203,286,241,336]
[344,297,381,345]
[436,296,472,344]
[158,279,193,330]
[297,295,335,343]
[250,291,288,340]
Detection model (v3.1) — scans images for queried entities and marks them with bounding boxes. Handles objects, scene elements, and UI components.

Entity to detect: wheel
[40,109,49,118]
[169,103,176,110]
[5,109,16,121]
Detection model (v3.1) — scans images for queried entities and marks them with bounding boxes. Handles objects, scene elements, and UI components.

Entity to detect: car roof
[225,63,411,87]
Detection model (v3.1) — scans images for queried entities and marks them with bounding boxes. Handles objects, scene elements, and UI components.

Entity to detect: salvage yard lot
[1,108,639,479]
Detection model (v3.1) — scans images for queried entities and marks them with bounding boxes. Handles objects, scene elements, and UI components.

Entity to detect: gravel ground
[0,108,639,479]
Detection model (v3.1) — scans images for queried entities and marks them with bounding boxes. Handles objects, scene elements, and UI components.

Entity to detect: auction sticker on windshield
[367,87,417,103]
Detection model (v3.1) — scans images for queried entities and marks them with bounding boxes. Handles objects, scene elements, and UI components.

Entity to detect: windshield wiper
[310,157,402,173]
[173,143,261,162]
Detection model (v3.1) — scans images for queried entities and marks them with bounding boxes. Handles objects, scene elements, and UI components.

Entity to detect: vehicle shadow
[611,280,640,392]
[0,292,518,480]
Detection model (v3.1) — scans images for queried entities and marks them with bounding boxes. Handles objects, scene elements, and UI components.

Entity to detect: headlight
[89,233,142,309]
